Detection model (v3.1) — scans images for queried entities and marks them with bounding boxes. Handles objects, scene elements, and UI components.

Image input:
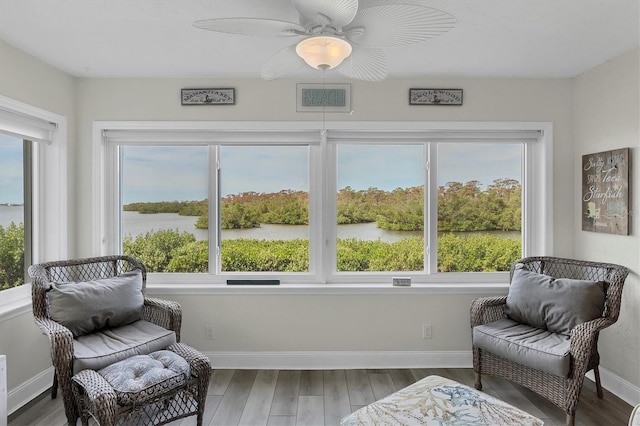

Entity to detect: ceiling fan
[193,0,457,81]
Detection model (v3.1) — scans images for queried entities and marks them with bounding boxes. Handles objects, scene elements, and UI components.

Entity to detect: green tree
[221,202,260,229]
[437,233,521,272]
[119,230,520,274]
[221,239,308,272]
[166,241,209,272]
[123,229,197,272]
[0,222,25,290]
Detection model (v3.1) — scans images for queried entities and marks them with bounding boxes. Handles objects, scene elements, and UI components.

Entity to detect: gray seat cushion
[98,350,190,406]
[73,320,177,374]
[473,318,571,377]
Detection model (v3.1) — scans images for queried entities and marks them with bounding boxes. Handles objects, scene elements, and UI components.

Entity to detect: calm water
[122,211,421,242]
[1,206,519,241]
[0,205,23,227]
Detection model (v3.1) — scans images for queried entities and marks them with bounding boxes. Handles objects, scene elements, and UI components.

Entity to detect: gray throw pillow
[47,270,144,337]
[505,267,605,335]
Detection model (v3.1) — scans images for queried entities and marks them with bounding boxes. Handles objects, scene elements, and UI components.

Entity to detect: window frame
[94,120,553,287]
[0,95,67,315]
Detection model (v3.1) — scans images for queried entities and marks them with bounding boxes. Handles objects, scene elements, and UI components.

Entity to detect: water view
[1,206,519,241]
[0,205,23,226]
[122,210,421,242]
[121,210,519,242]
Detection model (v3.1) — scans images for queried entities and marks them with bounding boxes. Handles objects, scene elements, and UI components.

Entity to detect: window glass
[120,146,209,273]
[105,124,548,282]
[220,145,310,272]
[0,134,29,289]
[437,143,522,272]
[336,144,425,272]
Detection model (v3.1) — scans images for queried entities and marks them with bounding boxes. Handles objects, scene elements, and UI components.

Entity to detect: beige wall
[0,314,51,391]
[2,37,638,402]
[155,293,481,353]
[573,49,640,389]
[0,41,76,117]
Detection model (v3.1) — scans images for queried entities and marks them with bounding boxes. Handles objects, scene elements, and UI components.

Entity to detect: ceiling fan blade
[292,0,358,28]
[335,46,387,81]
[345,5,456,48]
[261,44,308,80]
[193,18,305,37]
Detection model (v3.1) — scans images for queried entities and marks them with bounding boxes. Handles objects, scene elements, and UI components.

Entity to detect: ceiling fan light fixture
[295,35,352,70]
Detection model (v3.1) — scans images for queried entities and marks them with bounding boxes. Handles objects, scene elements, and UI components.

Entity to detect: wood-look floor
[8,368,633,426]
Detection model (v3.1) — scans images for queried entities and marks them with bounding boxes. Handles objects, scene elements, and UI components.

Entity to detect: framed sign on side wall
[581,147,630,235]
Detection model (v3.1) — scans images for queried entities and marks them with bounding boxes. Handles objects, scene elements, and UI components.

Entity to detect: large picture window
[98,122,551,285]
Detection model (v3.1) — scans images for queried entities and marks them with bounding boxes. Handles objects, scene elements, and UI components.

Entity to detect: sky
[120,143,521,204]
[0,134,24,204]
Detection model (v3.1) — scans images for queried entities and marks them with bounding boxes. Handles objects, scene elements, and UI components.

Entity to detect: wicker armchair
[471,256,629,426]
[29,255,182,425]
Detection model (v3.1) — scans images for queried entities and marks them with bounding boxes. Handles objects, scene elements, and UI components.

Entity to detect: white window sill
[145,282,510,296]
[0,285,32,321]
[0,282,509,322]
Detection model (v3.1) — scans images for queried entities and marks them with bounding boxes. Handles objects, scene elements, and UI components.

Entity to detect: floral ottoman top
[341,375,543,426]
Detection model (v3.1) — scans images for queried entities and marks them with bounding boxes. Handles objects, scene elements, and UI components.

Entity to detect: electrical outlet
[422,324,432,339]
[205,325,215,340]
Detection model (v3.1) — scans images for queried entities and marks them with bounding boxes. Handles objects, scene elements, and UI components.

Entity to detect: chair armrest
[167,343,211,379]
[72,369,116,401]
[34,316,75,379]
[565,317,614,401]
[470,296,507,327]
[570,317,613,364]
[143,297,182,342]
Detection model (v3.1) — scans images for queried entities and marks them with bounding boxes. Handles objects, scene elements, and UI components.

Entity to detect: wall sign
[581,148,629,235]
[409,88,463,105]
[297,83,351,112]
[181,88,235,105]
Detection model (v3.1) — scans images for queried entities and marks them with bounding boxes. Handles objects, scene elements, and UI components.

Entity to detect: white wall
[574,49,640,392]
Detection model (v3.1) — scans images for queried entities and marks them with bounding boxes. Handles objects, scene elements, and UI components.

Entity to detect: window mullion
[210,146,220,274]
[22,140,33,281]
[427,142,437,274]
[323,142,337,281]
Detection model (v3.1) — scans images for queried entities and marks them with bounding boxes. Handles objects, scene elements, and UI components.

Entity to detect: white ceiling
[1,0,638,80]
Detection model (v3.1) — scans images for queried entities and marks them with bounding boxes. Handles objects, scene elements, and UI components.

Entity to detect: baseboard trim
[205,350,640,406]
[8,353,639,415]
[7,366,53,416]
[587,367,640,407]
[204,350,473,370]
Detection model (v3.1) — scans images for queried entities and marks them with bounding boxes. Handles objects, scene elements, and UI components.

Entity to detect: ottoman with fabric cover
[341,375,543,425]
[72,343,210,426]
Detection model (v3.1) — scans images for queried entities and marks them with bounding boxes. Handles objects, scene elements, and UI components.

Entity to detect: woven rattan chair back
[30,255,146,320]
[510,256,627,323]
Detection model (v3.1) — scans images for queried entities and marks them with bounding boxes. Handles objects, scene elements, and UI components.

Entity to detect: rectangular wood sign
[581,148,629,235]
[181,88,235,105]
